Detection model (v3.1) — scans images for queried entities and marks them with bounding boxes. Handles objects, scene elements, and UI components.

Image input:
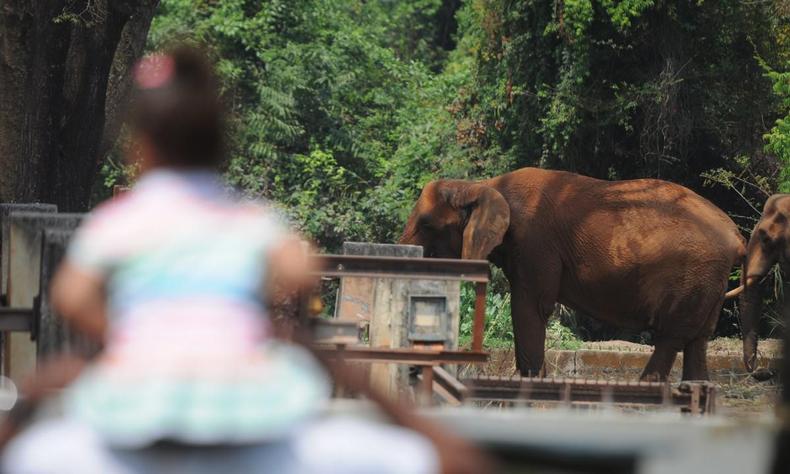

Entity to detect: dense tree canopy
[127,0,789,249]
[98,0,790,339]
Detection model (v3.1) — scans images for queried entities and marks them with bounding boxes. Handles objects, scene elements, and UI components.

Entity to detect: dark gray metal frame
[0,208,91,375]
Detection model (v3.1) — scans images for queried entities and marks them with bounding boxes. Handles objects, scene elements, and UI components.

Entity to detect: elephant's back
[492,167,743,274]
[589,178,740,262]
[602,177,742,257]
[492,168,739,251]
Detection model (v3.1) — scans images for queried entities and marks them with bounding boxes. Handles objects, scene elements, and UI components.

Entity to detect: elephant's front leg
[510,285,552,377]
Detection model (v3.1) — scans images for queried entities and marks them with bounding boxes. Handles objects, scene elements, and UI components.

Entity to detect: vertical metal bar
[690,384,701,415]
[472,282,486,352]
[706,385,716,415]
[661,382,671,409]
[334,344,346,399]
[422,365,434,405]
[297,289,310,322]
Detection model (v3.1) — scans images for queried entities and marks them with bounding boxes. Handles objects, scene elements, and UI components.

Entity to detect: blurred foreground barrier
[0,206,92,382]
[451,375,716,415]
[422,404,774,474]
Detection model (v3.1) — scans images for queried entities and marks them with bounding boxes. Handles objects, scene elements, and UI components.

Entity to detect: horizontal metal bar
[460,376,713,409]
[433,366,468,402]
[468,376,669,390]
[313,346,489,365]
[0,307,33,332]
[309,255,490,282]
[310,319,360,345]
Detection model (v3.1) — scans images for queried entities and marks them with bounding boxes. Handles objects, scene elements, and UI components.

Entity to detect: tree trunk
[0,1,159,211]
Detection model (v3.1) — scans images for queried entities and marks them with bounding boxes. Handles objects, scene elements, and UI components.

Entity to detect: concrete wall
[5,213,81,382]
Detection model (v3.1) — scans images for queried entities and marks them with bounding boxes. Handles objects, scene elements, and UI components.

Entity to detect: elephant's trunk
[740,269,762,373]
[398,209,420,246]
[398,220,418,246]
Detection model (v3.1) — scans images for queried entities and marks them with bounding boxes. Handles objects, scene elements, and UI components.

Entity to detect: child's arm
[48,261,108,343]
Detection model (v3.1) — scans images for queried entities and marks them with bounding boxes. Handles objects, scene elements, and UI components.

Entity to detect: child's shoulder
[81,189,160,237]
[235,198,285,222]
[85,192,134,224]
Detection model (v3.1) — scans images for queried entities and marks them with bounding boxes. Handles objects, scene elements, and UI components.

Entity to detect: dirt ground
[581,338,782,355]
[461,338,783,417]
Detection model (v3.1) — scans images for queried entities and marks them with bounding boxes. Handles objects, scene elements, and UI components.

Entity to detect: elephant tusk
[724,275,765,299]
[724,285,744,299]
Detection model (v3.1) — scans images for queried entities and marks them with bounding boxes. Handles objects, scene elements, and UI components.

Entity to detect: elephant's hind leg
[681,294,722,381]
[641,337,684,381]
[682,336,709,380]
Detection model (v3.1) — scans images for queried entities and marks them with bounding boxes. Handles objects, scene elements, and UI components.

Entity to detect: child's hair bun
[130,44,225,169]
[170,45,216,91]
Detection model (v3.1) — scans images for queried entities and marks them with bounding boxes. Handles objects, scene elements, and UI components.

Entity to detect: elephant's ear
[448,184,510,260]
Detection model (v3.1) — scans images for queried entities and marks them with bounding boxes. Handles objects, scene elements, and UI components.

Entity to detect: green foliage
[142,0,475,249]
[601,0,654,31]
[546,318,583,351]
[108,0,790,342]
[457,0,783,185]
[765,68,790,192]
[459,281,513,349]
[140,0,788,251]
[458,276,582,350]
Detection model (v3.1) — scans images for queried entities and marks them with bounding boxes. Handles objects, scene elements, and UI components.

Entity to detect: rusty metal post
[705,385,716,415]
[334,344,347,399]
[689,384,701,415]
[472,282,486,352]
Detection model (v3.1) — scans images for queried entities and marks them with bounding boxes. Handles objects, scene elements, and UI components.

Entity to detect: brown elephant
[739,194,790,373]
[739,195,790,474]
[400,167,746,381]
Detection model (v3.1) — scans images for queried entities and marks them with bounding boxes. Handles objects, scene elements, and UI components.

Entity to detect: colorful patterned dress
[63,169,330,448]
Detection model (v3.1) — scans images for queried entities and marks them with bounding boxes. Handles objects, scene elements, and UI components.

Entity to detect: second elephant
[739,194,790,373]
[400,167,745,381]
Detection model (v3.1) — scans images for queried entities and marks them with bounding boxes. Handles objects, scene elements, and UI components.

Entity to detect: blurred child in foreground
[1,45,489,474]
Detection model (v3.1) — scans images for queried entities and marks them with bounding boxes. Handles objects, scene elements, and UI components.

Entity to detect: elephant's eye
[421,224,438,235]
[418,215,433,231]
[761,232,774,249]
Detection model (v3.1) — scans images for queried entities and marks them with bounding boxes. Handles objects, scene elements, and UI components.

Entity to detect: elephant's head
[399,180,510,260]
[741,194,790,372]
